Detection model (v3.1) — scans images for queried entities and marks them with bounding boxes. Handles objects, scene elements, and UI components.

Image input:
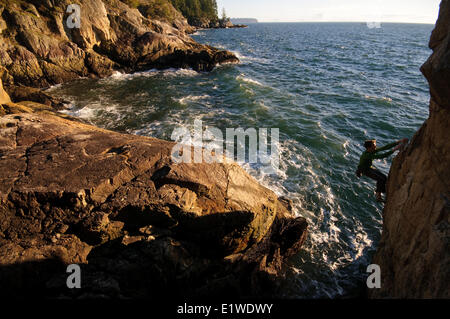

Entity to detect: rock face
[128,0,197,34]
[0,0,238,103]
[370,0,450,298]
[0,107,307,298]
[0,76,10,104]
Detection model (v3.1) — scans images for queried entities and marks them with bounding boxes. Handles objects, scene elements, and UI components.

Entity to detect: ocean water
[49,23,433,298]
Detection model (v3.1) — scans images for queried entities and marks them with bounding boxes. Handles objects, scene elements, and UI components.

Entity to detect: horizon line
[231,20,435,25]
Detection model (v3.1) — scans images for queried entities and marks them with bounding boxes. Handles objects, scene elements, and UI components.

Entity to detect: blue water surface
[50,22,433,298]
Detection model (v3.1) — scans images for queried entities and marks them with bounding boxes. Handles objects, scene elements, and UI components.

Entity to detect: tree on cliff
[120,0,185,21]
[170,0,219,25]
[220,6,231,25]
[119,0,218,25]
[221,7,227,21]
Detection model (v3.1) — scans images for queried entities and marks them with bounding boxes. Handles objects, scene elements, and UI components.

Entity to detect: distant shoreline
[245,21,434,25]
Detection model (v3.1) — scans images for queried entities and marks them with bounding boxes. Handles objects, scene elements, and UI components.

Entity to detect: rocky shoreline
[0,89,308,299]
[1,0,448,300]
[0,0,238,106]
[0,0,308,299]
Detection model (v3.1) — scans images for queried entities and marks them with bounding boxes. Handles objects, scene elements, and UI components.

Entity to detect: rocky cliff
[0,0,238,104]
[370,0,450,298]
[0,77,308,298]
[121,0,197,34]
[0,68,9,104]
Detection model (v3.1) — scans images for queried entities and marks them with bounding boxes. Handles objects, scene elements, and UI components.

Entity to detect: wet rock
[4,85,68,110]
[0,111,308,298]
[0,0,239,94]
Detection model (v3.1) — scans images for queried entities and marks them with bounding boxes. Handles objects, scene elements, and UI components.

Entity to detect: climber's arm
[373,142,405,159]
[375,141,399,153]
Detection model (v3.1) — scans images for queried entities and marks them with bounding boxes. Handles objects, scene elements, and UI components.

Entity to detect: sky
[217,0,441,24]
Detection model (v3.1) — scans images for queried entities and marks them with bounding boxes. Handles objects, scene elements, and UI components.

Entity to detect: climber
[356,138,408,202]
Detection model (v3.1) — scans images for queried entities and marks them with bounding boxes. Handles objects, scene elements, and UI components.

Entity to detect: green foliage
[141,0,177,20]
[120,0,177,21]
[221,7,227,20]
[119,0,219,25]
[121,0,141,9]
[170,0,218,24]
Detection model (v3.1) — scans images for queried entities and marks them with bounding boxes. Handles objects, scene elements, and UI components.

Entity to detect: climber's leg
[363,168,387,197]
